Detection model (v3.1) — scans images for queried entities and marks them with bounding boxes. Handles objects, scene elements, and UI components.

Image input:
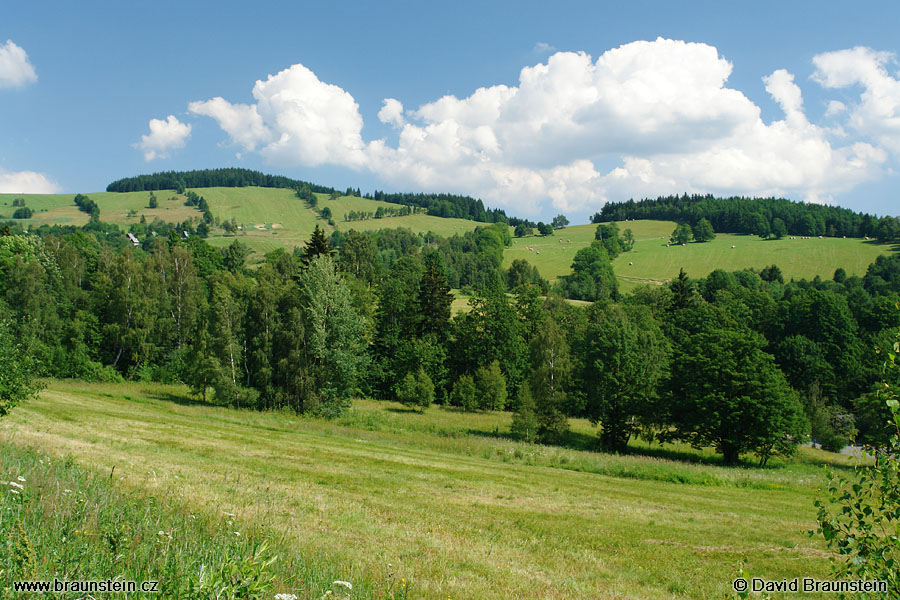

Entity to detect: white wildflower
[233,531,241,536]
[333,580,352,590]
[63,489,72,494]
[10,489,19,495]
[9,481,24,490]
[17,476,25,482]
[274,594,298,600]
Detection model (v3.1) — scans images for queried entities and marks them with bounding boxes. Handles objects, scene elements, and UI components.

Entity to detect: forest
[593,193,900,242]
[106,168,339,195]
[2,206,900,466]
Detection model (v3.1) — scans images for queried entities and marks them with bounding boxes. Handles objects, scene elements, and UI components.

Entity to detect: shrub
[450,375,478,412]
[813,327,900,596]
[511,383,538,442]
[397,367,434,411]
[474,361,507,411]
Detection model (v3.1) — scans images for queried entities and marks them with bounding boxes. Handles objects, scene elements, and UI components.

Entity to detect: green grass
[504,221,896,293]
[0,188,487,262]
[0,379,850,599]
[0,441,410,599]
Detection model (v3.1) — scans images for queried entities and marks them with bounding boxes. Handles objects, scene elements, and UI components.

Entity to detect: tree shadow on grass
[384,406,423,414]
[141,389,211,408]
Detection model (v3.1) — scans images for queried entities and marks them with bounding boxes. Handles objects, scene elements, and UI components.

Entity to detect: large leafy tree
[0,314,41,417]
[452,285,528,397]
[296,256,368,415]
[581,304,670,452]
[557,246,618,302]
[666,306,807,465]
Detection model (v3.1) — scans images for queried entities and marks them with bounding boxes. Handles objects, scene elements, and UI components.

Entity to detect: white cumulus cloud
[191,63,366,168]
[187,39,899,217]
[0,169,60,193]
[135,115,192,161]
[378,98,405,128]
[813,47,900,154]
[0,40,37,89]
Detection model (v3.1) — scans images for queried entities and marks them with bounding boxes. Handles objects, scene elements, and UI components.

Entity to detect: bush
[12,207,33,219]
[511,383,538,442]
[396,367,434,411]
[474,361,507,411]
[813,328,900,596]
[0,321,41,417]
[450,375,478,412]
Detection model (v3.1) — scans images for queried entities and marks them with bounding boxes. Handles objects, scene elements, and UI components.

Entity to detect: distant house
[126,233,140,246]
[181,231,190,240]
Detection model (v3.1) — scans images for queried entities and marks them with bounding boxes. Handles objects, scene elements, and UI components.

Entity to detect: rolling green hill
[0,188,484,258]
[505,220,895,292]
[4,189,894,288]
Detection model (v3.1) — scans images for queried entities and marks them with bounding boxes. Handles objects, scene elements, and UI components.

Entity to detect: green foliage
[582,304,670,452]
[397,367,435,411]
[530,317,571,442]
[510,382,539,442]
[303,225,333,264]
[12,206,33,219]
[772,217,788,239]
[296,256,368,415]
[594,193,884,240]
[0,320,42,417]
[474,361,507,411]
[666,305,808,465]
[693,218,715,242]
[557,246,618,302]
[450,374,478,412]
[551,214,569,229]
[669,223,693,245]
[513,223,530,237]
[814,329,900,597]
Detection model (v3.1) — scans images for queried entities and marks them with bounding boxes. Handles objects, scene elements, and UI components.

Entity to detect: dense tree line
[345,205,417,221]
[74,194,100,222]
[593,194,900,242]
[2,213,899,465]
[107,169,338,195]
[370,190,511,224]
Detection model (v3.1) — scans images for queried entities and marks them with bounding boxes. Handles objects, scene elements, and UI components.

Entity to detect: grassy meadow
[505,220,896,292]
[0,188,486,262]
[0,380,855,599]
[4,188,895,285]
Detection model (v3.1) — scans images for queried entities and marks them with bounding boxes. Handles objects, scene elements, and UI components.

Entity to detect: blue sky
[3,0,900,223]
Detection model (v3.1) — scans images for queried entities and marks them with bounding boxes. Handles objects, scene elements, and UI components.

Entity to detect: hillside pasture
[503,220,895,293]
[0,379,846,599]
[614,229,894,293]
[0,190,203,228]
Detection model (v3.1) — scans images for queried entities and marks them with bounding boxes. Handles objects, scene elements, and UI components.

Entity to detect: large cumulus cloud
[185,38,897,216]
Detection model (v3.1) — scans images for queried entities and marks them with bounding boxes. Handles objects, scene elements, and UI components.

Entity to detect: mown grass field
[505,221,896,292]
[0,380,854,599]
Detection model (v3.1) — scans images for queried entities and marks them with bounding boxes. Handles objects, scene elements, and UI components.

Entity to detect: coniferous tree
[303,225,332,265]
